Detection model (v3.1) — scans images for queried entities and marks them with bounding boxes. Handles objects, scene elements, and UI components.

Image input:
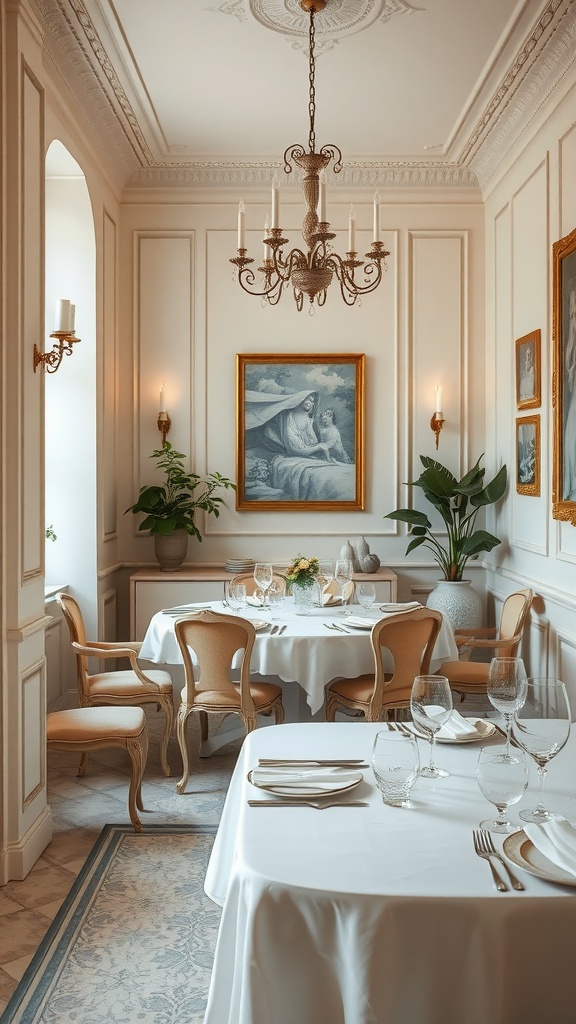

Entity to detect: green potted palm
[126,443,235,570]
[384,455,507,627]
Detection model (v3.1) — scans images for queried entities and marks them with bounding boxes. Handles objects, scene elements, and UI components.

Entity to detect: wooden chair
[325,608,443,722]
[47,706,148,832]
[174,610,284,794]
[436,588,535,699]
[56,592,175,777]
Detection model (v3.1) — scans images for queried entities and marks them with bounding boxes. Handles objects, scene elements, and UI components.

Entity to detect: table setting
[202,666,576,1024]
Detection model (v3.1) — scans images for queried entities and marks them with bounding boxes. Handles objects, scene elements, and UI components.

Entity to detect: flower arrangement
[285,555,320,589]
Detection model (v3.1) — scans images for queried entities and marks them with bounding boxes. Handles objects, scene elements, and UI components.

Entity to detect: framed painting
[516,415,540,497]
[552,226,576,523]
[236,353,365,511]
[515,329,541,409]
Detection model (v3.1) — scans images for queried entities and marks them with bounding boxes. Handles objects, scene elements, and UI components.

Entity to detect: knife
[248,800,369,808]
[277,625,287,635]
[258,758,367,766]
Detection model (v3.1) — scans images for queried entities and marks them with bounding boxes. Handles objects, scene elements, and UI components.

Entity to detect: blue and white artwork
[237,355,364,510]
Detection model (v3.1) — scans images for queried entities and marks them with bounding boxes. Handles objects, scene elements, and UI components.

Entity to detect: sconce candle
[271,174,280,229]
[237,201,246,250]
[373,192,380,243]
[435,385,443,415]
[55,299,72,332]
[159,384,166,414]
[349,206,356,253]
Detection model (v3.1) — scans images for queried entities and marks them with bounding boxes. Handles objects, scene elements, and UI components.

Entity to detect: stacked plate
[224,557,255,573]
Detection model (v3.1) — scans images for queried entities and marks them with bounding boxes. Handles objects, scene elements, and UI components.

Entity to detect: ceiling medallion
[230,0,389,312]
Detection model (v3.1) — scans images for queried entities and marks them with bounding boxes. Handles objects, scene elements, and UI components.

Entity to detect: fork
[480,829,525,890]
[324,622,350,634]
[473,829,509,891]
[248,800,368,809]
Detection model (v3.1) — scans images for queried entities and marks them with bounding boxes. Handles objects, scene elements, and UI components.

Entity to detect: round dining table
[203,720,576,1024]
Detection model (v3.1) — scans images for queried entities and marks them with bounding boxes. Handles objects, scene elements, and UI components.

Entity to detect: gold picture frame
[516,415,540,496]
[552,226,576,523]
[515,329,541,409]
[236,353,365,511]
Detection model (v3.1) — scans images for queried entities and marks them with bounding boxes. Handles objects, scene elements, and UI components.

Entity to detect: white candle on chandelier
[159,383,166,414]
[318,172,326,222]
[271,174,280,229]
[55,298,71,332]
[348,206,356,253]
[68,304,76,333]
[435,385,443,415]
[238,200,246,250]
[373,192,380,243]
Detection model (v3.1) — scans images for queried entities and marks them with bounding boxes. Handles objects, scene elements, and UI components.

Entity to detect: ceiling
[37,0,575,190]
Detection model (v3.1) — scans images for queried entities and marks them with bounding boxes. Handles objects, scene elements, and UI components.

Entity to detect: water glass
[357,582,376,611]
[487,657,527,756]
[512,678,571,823]
[268,579,286,620]
[335,558,354,614]
[476,746,529,833]
[410,674,453,779]
[371,730,420,807]
[253,563,273,606]
[227,583,246,614]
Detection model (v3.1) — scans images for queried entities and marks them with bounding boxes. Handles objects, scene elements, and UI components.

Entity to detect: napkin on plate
[524,819,576,877]
[435,709,480,739]
[250,766,361,791]
[322,592,341,606]
[345,615,377,629]
[379,601,422,613]
[246,595,264,607]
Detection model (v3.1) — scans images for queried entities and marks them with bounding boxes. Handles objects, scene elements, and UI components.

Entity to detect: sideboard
[129,566,398,641]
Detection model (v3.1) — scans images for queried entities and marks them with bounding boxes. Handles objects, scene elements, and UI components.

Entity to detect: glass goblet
[335,558,354,615]
[371,730,420,807]
[227,583,246,615]
[512,679,571,824]
[253,563,273,608]
[268,579,286,621]
[317,560,335,603]
[476,746,529,833]
[410,674,453,779]
[487,657,528,756]
[357,582,376,612]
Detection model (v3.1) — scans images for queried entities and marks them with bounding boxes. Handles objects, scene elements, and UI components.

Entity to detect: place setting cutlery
[248,799,369,809]
[473,829,525,891]
[324,622,351,634]
[258,758,369,767]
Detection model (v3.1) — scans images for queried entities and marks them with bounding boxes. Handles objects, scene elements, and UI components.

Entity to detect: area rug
[3,824,219,1024]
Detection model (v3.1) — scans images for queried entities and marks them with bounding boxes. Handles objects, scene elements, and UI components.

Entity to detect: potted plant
[384,455,507,627]
[126,443,236,570]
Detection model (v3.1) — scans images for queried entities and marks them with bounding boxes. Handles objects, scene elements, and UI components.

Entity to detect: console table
[129,566,397,641]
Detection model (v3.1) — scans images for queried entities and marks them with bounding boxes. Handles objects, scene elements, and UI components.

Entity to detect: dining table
[203,720,576,1024]
[139,599,459,752]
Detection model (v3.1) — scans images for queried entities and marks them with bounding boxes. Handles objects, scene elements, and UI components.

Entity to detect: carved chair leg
[176,706,193,795]
[126,729,148,833]
[158,695,174,778]
[77,753,89,777]
[199,709,209,742]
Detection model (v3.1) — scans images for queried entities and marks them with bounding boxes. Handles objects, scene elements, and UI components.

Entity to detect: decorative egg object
[362,553,380,573]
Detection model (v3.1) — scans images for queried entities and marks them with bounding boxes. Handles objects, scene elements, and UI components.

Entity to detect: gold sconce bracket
[430,412,445,450]
[157,412,171,446]
[34,332,80,374]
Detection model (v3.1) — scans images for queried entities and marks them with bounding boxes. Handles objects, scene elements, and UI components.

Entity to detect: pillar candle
[238,200,246,250]
[159,384,166,414]
[68,304,76,333]
[271,174,280,229]
[435,385,443,414]
[349,206,356,253]
[373,192,380,243]
[55,299,71,332]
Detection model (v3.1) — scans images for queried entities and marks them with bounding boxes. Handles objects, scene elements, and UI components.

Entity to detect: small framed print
[516,415,540,496]
[515,329,541,409]
[236,353,365,511]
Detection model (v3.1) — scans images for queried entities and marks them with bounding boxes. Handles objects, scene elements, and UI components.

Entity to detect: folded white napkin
[436,709,480,740]
[524,819,576,877]
[250,766,361,792]
[322,592,341,606]
[346,616,377,629]
[379,602,421,613]
[246,595,263,607]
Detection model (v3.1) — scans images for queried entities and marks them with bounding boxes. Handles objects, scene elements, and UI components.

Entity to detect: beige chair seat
[180,681,282,709]
[47,707,148,832]
[90,671,172,698]
[439,661,489,687]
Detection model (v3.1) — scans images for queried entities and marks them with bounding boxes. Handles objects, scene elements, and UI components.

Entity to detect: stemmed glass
[512,678,571,823]
[227,583,246,615]
[487,657,528,757]
[253,563,273,609]
[268,579,286,621]
[476,746,529,833]
[317,560,335,604]
[410,674,453,779]
[357,582,376,613]
[335,558,354,614]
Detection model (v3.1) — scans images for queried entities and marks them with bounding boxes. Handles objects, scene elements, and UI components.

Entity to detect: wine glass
[357,582,376,613]
[371,730,420,807]
[487,657,528,756]
[227,583,246,615]
[268,579,286,621]
[476,746,529,833]
[253,563,273,608]
[410,675,453,779]
[317,560,335,603]
[334,558,353,614]
[512,679,571,823]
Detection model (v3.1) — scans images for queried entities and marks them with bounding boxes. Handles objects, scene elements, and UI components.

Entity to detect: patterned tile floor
[0,709,241,1014]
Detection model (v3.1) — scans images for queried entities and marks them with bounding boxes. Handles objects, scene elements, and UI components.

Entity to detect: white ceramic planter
[426,579,483,630]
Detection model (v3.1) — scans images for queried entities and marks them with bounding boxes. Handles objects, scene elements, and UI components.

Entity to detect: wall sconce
[157,384,171,446]
[34,299,80,373]
[430,385,445,449]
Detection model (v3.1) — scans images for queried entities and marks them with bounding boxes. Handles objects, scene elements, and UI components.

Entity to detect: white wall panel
[135,233,194,488]
[22,663,44,808]
[556,632,576,719]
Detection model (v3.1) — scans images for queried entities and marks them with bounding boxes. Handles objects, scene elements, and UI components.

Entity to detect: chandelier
[230,0,389,312]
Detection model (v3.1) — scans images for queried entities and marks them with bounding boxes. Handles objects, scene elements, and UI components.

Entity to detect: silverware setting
[478,829,525,890]
[248,799,369,809]
[278,625,287,635]
[324,622,351,634]
[269,625,279,635]
[473,830,510,891]
[258,758,367,767]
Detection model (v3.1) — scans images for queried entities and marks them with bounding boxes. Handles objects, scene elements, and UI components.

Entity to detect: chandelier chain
[308,10,316,154]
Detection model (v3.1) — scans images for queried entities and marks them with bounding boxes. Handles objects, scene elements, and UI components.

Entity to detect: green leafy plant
[384,455,507,581]
[125,443,235,542]
[285,555,320,588]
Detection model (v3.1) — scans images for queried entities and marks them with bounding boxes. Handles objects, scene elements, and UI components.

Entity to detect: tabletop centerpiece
[285,555,321,614]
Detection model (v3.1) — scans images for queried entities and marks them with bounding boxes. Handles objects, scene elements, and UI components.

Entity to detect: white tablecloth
[139,600,458,716]
[204,722,576,1024]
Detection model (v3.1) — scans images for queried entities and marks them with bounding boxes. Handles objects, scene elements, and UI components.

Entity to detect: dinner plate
[503,829,576,886]
[247,767,363,799]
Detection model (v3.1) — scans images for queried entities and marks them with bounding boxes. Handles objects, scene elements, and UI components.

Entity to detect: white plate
[503,830,576,886]
[247,768,363,799]
[409,719,497,744]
